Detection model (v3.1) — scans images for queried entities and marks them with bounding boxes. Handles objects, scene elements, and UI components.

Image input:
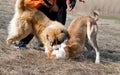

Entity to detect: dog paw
[95,51,100,64]
[6,39,12,46]
[95,60,100,64]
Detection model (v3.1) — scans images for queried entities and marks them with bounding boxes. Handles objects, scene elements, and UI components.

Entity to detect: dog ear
[61,29,70,39]
[68,42,77,48]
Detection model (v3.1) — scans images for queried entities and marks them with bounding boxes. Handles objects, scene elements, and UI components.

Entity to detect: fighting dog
[50,11,100,64]
[6,0,68,57]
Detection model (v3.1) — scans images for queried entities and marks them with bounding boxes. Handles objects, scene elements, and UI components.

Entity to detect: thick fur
[6,0,68,57]
[51,11,100,63]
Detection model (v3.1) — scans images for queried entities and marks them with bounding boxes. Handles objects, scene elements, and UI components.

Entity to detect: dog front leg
[41,33,57,59]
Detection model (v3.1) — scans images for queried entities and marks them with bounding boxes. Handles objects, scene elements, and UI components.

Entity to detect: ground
[0,0,120,75]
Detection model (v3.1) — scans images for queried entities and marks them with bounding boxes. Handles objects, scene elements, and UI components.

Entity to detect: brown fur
[50,11,100,63]
[6,0,68,57]
[65,16,94,57]
[65,11,100,63]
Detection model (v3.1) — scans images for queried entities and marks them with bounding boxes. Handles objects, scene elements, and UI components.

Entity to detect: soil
[0,0,120,75]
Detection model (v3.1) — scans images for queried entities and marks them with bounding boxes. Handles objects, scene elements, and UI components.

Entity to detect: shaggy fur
[6,0,68,57]
[50,11,100,63]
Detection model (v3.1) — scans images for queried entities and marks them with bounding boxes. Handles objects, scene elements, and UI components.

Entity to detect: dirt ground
[0,0,120,75]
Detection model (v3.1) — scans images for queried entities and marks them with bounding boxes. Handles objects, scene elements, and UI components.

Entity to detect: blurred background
[73,0,120,18]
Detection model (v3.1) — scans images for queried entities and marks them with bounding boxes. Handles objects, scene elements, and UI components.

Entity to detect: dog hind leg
[87,22,100,64]
[7,24,32,46]
[7,31,30,46]
[7,34,23,46]
[85,37,94,51]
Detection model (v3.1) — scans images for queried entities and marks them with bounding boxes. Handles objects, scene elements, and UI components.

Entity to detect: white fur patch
[45,47,49,54]
[8,13,19,35]
[95,51,100,64]
[52,39,67,59]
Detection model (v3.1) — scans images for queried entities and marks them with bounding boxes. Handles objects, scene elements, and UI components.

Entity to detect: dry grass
[0,0,120,75]
[73,0,120,17]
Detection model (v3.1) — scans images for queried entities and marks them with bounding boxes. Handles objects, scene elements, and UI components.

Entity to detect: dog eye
[61,30,64,33]
[46,34,49,41]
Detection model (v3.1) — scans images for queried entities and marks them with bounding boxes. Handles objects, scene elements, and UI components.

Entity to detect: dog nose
[56,48,59,50]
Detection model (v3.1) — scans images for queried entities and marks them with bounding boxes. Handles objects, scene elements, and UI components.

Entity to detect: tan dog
[50,11,100,64]
[6,0,68,56]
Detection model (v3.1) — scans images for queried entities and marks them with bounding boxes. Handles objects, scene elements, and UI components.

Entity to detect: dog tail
[93,10,99,21]
[15,0,25,14]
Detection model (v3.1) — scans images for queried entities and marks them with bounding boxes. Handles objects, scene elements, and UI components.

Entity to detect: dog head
[44,21,68,47]
[51,40,83,59]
